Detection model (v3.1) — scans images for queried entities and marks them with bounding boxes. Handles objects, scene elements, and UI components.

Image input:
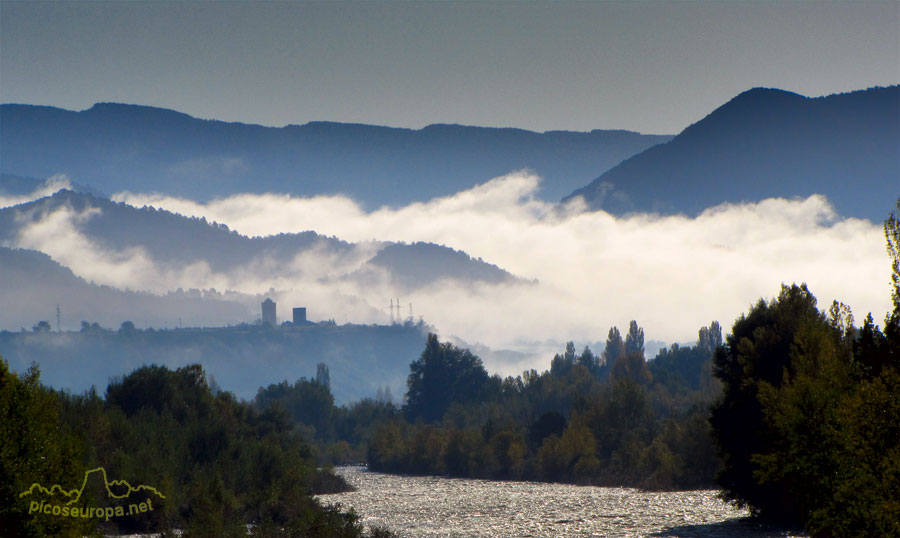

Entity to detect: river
[319,466,804,537]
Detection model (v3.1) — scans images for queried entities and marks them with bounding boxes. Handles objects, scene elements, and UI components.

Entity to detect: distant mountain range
[564,86,900,222]
[3,87,895,221]
[0,103,671,206]
[0,189,519,330]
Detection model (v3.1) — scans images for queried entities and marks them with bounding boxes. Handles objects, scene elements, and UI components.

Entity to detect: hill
[0,246,251,330]
[564,86,900,222]
[0,189,516,288]
[0,103,672,206]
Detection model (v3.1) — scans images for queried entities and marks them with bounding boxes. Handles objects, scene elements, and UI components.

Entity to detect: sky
[0,1,896,369]
[2,1,898,134]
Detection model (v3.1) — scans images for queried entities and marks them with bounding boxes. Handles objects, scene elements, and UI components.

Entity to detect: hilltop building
[261,298,276,326]
[293,307,307,324]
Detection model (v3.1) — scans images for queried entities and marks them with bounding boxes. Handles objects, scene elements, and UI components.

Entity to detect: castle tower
[261,298,276,326]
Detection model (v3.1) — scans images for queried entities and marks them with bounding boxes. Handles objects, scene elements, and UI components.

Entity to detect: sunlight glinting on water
[319,467,805,537]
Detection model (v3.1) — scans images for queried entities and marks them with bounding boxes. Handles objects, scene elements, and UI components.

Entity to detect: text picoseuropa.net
[28,498,155,521]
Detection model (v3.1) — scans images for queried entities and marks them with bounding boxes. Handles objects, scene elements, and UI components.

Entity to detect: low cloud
[4,172,890,366]
[112,172,892,352]
[0,175,73,208]
[11,203,227,293]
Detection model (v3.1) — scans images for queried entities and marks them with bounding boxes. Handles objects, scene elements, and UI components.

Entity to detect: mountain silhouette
[0,246,251,330]
[0,188,353,272]
[359,241,522,292]
[0,189,516,289]
[0,103,671,206]
[564,86,899,221]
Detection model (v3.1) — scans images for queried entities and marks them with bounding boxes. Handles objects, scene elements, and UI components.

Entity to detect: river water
[319,466,804,538]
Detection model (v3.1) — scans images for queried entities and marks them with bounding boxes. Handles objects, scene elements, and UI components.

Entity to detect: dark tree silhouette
[404,334,491,423]
[602,327,625,366]
[625,320,645,357]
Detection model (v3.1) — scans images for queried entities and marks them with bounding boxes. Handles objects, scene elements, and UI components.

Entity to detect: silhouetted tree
[550,342,577,378]
[710,284,832,523]
[316,363,331,391]
[697,321,722,355]
[404,334,491,423]
[577,345,599,375]
[602,327,625,366]
[625,320,644,357]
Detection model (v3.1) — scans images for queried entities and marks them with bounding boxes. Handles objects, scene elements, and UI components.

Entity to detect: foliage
[710,284,900,535]
[2,359,395,537]
[366,328,722,490]
[707,203,900,535]
[0,359,96,538]
[254,377,336,443]
[710,283,827,520]
[886,197,900,312]
[254,376,399,465]
[404,333,494,423]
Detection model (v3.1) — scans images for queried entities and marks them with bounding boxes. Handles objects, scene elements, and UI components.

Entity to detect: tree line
[255,320,724,491]
[0,360,395,538]
[365,324,723,491]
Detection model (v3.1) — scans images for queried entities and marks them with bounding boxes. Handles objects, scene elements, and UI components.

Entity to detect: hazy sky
[2,1,898,134]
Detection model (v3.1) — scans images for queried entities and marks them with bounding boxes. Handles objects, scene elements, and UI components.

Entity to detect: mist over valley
[1,84,894,391]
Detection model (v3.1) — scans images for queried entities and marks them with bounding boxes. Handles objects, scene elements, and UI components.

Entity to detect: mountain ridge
[564,85,900,221]
[0,103,672,206]
[0,188,516,287]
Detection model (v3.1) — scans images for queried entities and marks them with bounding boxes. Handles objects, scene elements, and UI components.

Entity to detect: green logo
[19,467,165,521]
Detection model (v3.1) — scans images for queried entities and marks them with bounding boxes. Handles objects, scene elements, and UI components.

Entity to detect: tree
[602,327,625,366]
[0,359,93,537]
[528,411,567,450]
[315,363,330,391]
[577,346,599,374]
[31,321,51,333]
[375,386,393,406]
[611,351,652,385]
[697,321,722,355]
[404,334,491,423]
[550,342,576,378]
[886,197,900,314]
[255,377,335,442]
[625,320,644,357]
[709,283,829,523]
